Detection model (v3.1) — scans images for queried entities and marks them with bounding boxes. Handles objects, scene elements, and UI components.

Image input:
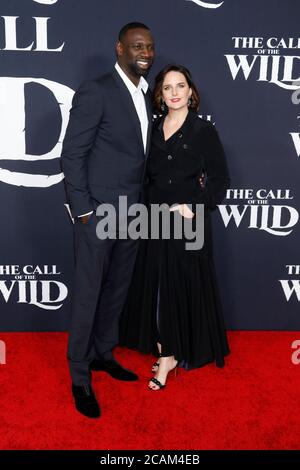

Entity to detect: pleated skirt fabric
[120,233,230,369]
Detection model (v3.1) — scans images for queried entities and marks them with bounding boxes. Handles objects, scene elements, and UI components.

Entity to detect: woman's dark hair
[153,64,200,113]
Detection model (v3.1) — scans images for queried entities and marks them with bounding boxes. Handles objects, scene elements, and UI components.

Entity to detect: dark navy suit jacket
[61,69,153,217]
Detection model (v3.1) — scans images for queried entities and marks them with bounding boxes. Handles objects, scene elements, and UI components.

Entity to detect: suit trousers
[67,212,139,386]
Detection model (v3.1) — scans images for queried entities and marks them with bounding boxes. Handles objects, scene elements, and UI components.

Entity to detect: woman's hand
[170,204,194,219]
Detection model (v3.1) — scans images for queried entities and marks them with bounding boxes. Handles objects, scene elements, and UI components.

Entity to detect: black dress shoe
[72,384,101,418]
[90,359,138,381]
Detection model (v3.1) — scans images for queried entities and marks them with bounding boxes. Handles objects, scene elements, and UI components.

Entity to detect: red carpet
[0,331,300,450]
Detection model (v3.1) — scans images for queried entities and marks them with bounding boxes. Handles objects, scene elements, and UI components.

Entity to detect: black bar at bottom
[0,450,300,464]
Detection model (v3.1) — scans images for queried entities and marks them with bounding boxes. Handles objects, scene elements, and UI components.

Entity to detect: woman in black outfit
[120,64,230,390]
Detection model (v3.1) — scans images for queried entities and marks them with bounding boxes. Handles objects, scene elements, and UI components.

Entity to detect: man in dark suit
[61,22,155,418]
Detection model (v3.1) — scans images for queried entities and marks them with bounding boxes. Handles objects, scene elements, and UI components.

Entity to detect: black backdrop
[0,0,299,331]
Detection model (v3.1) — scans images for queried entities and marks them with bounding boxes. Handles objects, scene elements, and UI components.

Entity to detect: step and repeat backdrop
[0,0,299,330]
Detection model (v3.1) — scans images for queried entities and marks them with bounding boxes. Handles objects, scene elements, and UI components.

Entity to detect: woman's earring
[188,97,192,107]
[160,99,166,112]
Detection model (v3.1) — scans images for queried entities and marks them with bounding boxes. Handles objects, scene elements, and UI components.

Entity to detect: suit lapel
[151,115,167,151]
[152,110,195,154]
[144,89,153,158]
[112,69,144,154]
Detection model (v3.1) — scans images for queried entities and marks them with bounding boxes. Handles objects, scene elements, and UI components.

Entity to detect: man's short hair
[118,22,150,42]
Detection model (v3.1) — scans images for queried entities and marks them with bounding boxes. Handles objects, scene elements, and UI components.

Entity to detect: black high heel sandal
[149,377,165,390]
[148,359,178,391]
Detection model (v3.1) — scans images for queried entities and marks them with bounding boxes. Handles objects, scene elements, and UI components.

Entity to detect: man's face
[117,28,155,78]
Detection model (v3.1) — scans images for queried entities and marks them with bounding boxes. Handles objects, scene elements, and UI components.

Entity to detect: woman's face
[161,71,192,112]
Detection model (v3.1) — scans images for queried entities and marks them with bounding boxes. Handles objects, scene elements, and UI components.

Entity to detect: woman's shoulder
[189,112,214,131]
[188,114,222,144]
